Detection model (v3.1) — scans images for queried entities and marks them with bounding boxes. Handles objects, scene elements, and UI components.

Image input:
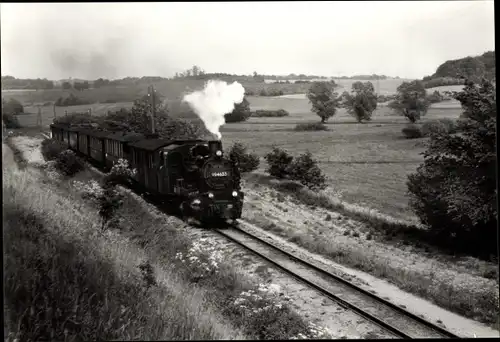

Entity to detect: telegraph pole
[37,105,42,128]
[53,103,57,119]
[148,85,156,134]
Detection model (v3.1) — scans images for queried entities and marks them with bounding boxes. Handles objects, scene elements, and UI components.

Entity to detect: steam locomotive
[49,123,244,223]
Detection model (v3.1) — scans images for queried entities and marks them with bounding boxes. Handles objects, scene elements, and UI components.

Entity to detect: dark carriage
[128,138,205,194]
[104,132,145,169]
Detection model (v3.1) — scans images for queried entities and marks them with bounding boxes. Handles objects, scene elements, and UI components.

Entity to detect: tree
[62,81,72,89]
[388,80,430,123]
[341,81,378,122]
[406,78,497,258]
[306,81,341,123]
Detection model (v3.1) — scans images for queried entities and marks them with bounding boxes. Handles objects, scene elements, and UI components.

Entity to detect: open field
[219,97,463,220]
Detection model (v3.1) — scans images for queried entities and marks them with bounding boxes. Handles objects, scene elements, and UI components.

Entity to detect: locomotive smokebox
[208,140,223,157]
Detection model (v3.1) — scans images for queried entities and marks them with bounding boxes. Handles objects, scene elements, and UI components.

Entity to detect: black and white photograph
[1,1,497,340]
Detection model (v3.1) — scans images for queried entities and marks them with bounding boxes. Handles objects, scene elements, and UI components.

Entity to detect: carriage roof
[128,139,206,151]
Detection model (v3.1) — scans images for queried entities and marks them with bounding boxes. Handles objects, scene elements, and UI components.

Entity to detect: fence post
[37,106,42,128]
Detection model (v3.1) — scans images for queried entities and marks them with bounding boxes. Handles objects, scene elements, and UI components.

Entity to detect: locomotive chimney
[208,140,223,157]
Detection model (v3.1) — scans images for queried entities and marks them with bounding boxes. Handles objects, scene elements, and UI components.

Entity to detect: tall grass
[2,153,244,341]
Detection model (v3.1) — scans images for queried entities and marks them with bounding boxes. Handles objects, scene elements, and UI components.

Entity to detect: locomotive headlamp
[232,191,238,197]
[192,199,201,205]
[216,150,222,157]
[208,193,214,198]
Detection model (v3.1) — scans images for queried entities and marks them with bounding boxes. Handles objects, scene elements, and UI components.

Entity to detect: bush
[228,142,260,173]
[55,93,92,107]
[98,185,124,230]
[287,151,327,191]
[294,122,329,131]
[252,109,289,117]
[407,79,497,259]
[41,138,67,161]
[421,119,459,137]
[54,150,84,176]
[2,98,23,128]
[224,98,251,123]
[401,124,423,139]
[426,90,444,104]
[264,147,294,179]
[421,121,447,136]
[53,112,97,126]
[103,159,137,187]
[2,98,24,115]
[2,113,21,129]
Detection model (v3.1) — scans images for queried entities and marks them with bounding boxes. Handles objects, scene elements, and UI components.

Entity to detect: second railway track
[215,221,461,339]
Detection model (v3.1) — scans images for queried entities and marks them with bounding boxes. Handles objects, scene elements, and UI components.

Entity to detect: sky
[0,1,495,80]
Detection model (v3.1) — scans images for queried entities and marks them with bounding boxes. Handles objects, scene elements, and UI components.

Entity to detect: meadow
[2,79,464,221]
[220,97,462,221]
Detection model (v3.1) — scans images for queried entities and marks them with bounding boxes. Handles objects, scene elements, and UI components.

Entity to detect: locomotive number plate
[211,171,228,177]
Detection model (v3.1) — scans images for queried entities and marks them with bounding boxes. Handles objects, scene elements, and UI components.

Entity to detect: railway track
[215,221,461,339]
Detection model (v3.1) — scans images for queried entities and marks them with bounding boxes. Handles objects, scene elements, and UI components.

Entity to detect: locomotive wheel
[179,201,191,221]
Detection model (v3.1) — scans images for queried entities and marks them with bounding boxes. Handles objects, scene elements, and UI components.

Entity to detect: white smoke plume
[182,80,245,139]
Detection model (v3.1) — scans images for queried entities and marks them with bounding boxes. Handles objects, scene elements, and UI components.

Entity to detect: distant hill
[422,51,495,88]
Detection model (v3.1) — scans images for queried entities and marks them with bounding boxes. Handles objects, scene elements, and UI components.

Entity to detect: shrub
[264,147,294,179]
[224,98,251,123]
[294,122,329,131]
[40,138,67,161]
[421,119,459,137]
[54,150,84,176]
[2,98,23,128]
[426,90,444,104]
[55,93,93,107]
[2,98,24,115]
[228,142,260,173]
[98,185,124,230]
[287,151,327,191]
[401,124,423,139]
[103,159,137,187]
[252,109,289,117]
[2,113,21,129]
[421,121,447,136]
[53,112,98,126]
